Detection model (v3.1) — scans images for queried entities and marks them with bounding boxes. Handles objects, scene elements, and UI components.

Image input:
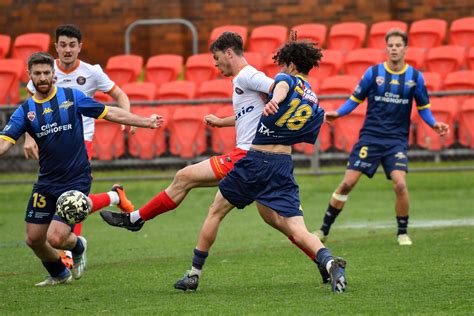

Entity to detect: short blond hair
[385,29,408,46]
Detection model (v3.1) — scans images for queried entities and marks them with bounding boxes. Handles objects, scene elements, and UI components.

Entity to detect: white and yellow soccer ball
[56,190,92,224]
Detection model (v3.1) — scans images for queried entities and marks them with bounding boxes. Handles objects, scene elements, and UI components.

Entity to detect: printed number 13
[33,193,46,208]
[275,98,312,131]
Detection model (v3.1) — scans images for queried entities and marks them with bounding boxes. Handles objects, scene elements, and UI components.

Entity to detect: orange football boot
[111,184,135,213]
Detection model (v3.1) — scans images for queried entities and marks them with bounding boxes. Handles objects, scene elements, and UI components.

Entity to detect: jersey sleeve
[244,69,274,94]
[350,67,373,104]
[0,106,27,144]
[273,73,294,90]
[92,64,116,93]
[414,72,430,109]
[74,89,109,119]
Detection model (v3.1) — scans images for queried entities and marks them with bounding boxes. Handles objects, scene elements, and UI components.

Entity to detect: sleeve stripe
[0,135,16,144]
[350,95,363,103]
[105,84,117,94]
[97,106,109,119]
[417,104,431,110]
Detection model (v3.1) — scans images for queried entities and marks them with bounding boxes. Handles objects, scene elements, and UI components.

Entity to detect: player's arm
[1,107,27,156]
[263,81,290,116]
[108,85,138,134]
[204,114,235,128]
[103,106,164,129]
[0,137,14,156]
[22,81,39,159]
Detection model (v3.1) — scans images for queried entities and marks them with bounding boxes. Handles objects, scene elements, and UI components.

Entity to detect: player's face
[386,35,407,63]
[29,64,55,94]
[213,49,232,77]
[55,35,82,65]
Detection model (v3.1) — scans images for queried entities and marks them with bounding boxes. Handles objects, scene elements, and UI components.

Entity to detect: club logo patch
[27,111,36,121]
[395,152,406,159]
[42,107,53,115]
[59,100,74,110]
[76,76,86,85]
[235,87,244,95]
[389,79,400,85]
[405,80,416,87]
[376,76,384,86]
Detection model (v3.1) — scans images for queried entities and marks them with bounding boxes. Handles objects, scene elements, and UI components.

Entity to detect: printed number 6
[359,146,368,159]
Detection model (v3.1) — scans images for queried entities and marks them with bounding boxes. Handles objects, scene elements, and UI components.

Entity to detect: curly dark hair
[272,38,323,75]
[56,24,82,43]
[209,31,244,56]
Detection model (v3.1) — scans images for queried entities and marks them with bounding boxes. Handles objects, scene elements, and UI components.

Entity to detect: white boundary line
[338,218,474,229]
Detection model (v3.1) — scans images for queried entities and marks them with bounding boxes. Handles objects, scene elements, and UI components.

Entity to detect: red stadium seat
[0,34,11,58]
[244,52,264,70]
[105,54,143,86]
[409,19,447,51]
[211,105,236,154]
[328,22,367,54]
[449,17,474,48]
[197,79,233,113]
[320,75,359,101]
[468,47,474,70]
[343,48,385,77]
[168,105,210,158]
[426,45,466,78]
[368,20,408,49]
[306,76,319,94]
[93,91,113,103]
[157,80,197,118]
[209,25,248,47]
[122,82,156,108]
[145,54,183,93]
[292,23,327,46]
[405,47,426,70]
[333,102,366,153]
[12,33,51,82]
[308,49,343,81]
[92,120,125,160]
[422,72,443,92]
[458,98,474,148]
[128,107,169,159]
[248,25,288,57]
[443,70,474,106]
[415,97,458,150]
[0,59,22,105]
[262,54,281,78]
[185,53,219,86]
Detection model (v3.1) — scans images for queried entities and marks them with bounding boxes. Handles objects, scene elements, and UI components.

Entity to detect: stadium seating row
[90,97,474,160]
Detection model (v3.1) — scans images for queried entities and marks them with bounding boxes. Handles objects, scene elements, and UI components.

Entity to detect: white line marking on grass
[339,218,474,229]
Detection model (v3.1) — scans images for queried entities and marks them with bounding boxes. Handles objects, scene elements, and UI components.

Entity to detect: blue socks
[42,258,68,277]
[321,204,342,235]
[192,248,209,270]
[396,216,409,235]
[316,248,334,270]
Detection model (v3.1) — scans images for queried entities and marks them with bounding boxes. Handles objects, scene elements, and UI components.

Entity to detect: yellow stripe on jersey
[32,86,58,104]
[417,103,431,110]
[350,95,363,103]
[0,135,16,144]
[97,106,109,119]
[383,62,408,75]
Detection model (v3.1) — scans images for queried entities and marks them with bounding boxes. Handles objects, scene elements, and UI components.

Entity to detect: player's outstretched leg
[99,211,144,232]
[111,184,135,213]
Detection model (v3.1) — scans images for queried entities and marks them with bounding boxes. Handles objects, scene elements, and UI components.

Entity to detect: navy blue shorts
[347,141,408,179]
[219,150,303,217]
[25,182,90,224]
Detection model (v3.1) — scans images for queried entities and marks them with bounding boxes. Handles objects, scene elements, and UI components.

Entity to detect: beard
[33,80,53,94]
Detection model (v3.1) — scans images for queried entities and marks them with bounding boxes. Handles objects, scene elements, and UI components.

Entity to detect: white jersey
[27,59,116,141]
[232,65,273,150]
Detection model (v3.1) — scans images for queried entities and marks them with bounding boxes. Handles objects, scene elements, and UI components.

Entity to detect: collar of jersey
[56,59,81,74]
[384,62,408,75]
[32,86,58,104]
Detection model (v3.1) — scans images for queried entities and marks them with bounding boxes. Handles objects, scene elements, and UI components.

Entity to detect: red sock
[288,235,316,260]
[73,222,83,235]
[88,193,111,213]
[139,191,177,221]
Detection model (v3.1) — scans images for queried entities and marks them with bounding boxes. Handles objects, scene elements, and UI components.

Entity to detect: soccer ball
[56,190,91,224]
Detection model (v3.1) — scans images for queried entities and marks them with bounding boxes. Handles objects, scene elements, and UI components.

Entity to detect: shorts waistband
[247,149,292,161]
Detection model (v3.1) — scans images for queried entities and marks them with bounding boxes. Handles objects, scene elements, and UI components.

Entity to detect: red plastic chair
[12,33,51,82]
[409,19,447,51]
[128,107,169,159]
[449,17,474,48]
[443,70,474,106]
[405,47,426,70]
[467,47,474,70]
[211,105,236,154]
[343,48,385,77]
[262,54,281,79]
[368,21,408,49]
[308,49,343,81]
[0,59,23,105]
[209,25,248,47]
[169,105,210,158]
[328,22,367,54]
[320,75,359,101]
[244,52,264,70]
[92,120,125,160]
[105,54,143,86]
[248,25,288,57]
[458,98,474,148]
[422,72,443,92]
[185,53,218,86]
[122,82,156,108]
[292,23,327,46]
[415,97,457,150]
[145,54,183,93]
[197,79,233,113]
[0,34,11,58]
[306,77,319,94]
[157,80,197,118]
[426,45,466,78]
[93,91,113,104]
[333,102,366,152]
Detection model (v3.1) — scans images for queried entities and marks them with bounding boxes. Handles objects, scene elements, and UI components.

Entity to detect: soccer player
[313,29,449,246]
[0,52,163,286]
[173,36,347,293]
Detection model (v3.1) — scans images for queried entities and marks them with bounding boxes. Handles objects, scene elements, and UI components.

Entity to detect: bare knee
[339,180,356,194]
[25,235,45,250]
[46,233,65,249]
[393,180,408,196]
[173,167,195,191]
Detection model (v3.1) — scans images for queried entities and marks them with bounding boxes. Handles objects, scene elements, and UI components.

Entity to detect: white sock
[190,266,202,277]
[326,260,334,273]
[107,191,119,205]
[130,210,142,223]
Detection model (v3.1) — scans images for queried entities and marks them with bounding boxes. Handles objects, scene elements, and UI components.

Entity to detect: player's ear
[78,42,83,52]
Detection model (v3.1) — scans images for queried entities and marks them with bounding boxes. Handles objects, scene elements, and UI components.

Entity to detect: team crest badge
[76,76,86,85]
[376,76,384,86]
[405,80,416,87]
[27,111,36,121]
[395,152,407,159]
[59,100,74,110]
[235,87,244,95]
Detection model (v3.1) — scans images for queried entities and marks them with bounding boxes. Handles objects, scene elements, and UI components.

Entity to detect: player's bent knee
[393,181,408,195]
[25,236,44,249]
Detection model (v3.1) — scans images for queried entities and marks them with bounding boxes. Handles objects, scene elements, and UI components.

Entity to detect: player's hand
[148,114,164,129]
[324,111,340,123]
[204,114,222,128]
[23,135,39,159]
[263,99,279,116]
[433,122,449,136]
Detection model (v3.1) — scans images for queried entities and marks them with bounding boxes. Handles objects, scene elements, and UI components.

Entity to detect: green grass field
[0,170,473,314]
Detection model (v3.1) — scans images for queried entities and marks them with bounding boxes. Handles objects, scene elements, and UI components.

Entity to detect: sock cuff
[160,191,177,210]
[193,248,208,258]
[315,248,333,268]
[328,204,342,214]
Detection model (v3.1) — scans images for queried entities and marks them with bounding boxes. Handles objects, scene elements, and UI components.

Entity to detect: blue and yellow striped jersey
[0,86,108,187]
